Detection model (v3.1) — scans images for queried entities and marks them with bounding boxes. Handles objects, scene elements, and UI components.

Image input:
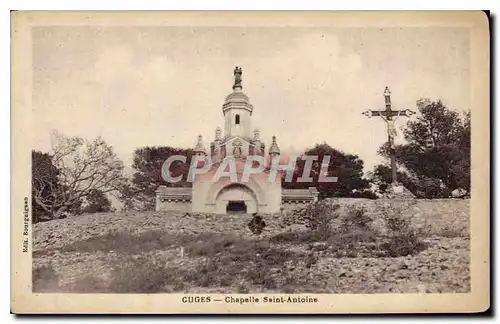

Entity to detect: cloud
[32,27,469,174]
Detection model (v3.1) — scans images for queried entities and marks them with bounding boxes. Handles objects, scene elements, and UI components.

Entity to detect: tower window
[235,114,240,125]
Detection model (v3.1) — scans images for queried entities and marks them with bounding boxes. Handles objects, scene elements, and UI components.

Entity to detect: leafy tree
[119,146,194,211]
[82,189,113,213]
[31,132,126,220]
[368,164,417,195]
[376,99,470,198]
[282,143,375,199]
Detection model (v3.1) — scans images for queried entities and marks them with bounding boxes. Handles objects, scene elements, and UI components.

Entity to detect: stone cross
[362,86,415,185]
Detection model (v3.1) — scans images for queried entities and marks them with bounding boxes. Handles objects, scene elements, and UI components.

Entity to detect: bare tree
[32,131,126,219]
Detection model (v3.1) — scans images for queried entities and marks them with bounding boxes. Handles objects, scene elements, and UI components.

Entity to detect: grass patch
[101,235,307,293]
[184,233,243,256]
[32,264,60,292]
[34,231,244,257]
[270,230,328,244]
[183,238,303,290]
[434,225,468,238]
[61,275,108,293]
[32,203,436,293]
[109,257,185,293]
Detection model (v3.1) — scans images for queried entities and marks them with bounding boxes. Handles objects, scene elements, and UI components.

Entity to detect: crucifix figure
[362,86,416,186]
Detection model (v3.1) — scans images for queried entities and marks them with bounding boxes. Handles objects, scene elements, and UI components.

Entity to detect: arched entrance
[215,183,257,214]
[226,200,247,213]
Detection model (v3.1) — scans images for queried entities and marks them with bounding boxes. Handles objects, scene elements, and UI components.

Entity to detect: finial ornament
[233,66,243,89]
[253,128,260,141]
[194,134,206,155]
[215,127,221,140]
[269,135,280,156]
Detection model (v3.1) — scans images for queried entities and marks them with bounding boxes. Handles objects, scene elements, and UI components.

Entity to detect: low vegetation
[32,200,469,293]
[275,202,428,258]
[34,232,310,293]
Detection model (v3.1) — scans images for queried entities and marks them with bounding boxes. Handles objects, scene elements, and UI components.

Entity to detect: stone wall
[276,198,470,235]
[281,202,311,212]
[156,200,191,213]
[322,198,470,234]
[155,191,469,233]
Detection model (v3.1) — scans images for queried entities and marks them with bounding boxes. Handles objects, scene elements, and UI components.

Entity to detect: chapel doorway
[226,200,247,214]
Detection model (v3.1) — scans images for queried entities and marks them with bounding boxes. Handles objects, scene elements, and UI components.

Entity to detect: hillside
[32,199,470,294]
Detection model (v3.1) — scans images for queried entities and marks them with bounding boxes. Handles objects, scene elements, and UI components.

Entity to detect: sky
[32,26,470,173]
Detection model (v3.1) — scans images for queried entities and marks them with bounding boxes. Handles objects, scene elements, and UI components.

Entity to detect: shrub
[381,207,428,257]
[248,214,266,235]
[281,201,340,232]
[273,204,429,258]
[324,206,379,257]
[303,201,340,237]
[339,206,372,232]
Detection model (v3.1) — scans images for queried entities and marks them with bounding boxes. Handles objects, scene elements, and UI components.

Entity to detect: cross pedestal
[392,183,404,194]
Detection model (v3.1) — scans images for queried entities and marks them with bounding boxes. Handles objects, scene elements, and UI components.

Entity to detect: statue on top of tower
[233,66,242,89]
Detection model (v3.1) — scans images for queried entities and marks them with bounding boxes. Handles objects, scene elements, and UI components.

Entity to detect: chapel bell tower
[210,67,266,163]
[222,66,253,139]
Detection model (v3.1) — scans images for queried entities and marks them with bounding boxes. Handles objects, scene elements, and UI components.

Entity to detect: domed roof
[222,88,253,113]
[224,91,250,104]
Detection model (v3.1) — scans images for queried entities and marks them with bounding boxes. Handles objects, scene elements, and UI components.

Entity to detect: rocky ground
[32,199,470,293]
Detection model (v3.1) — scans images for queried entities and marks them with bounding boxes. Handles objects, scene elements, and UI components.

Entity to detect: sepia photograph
[11,11,489,314]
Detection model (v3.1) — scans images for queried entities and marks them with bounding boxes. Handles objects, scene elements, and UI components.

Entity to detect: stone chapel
[156,67,319,214]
